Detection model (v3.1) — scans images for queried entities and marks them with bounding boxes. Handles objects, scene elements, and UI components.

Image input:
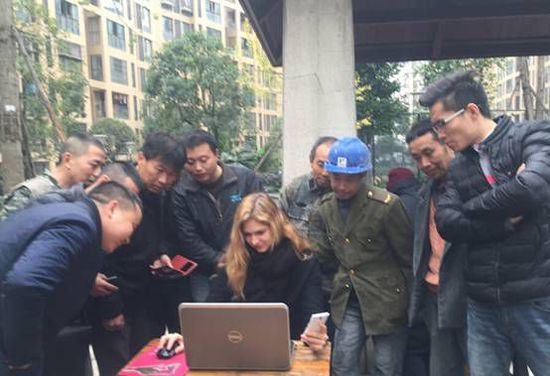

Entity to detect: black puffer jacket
[172,163,263,275]
[436,115,550,305]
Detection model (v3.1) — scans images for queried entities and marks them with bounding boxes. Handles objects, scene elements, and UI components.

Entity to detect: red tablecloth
[118,339,189,376]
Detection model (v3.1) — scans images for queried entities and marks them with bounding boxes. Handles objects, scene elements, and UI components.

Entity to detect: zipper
[206,191,223,221]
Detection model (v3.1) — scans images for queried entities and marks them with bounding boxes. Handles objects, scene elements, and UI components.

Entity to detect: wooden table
[187,342,330,376]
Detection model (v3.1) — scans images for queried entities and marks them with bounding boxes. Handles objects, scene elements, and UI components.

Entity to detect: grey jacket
[408,180,467,329]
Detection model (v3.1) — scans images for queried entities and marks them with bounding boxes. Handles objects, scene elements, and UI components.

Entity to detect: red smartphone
[171,255,198,276]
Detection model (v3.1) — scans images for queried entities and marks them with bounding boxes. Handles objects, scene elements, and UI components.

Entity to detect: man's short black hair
[102,162,144,192]
[57,133,105,165]
[141,132,184,172]
[309,136,338,163]
[406,118,440,144]
[182,129,218,155]
[88,181,142,211]
[419,70,491,118]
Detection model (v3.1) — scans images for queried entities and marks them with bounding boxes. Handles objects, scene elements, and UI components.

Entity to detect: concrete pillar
[282,0,356,185]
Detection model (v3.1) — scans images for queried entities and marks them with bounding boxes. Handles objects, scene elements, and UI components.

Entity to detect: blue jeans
[468,297,550,376]
[331,297,407,376]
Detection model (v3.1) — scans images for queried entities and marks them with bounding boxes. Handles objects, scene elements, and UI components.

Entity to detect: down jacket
[436,115,550,305]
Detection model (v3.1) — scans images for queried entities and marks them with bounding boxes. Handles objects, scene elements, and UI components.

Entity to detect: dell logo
[227,330,244,344]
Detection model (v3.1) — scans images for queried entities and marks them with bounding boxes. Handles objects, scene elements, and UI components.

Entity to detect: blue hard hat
[324,137,372,174]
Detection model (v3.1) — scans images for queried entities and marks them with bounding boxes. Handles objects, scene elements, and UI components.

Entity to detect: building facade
[50,0,281,147]
[493,56,550,121]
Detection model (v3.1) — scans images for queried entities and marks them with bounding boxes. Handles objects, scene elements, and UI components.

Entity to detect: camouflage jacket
[0,171,60,221]
[280,173,331,237]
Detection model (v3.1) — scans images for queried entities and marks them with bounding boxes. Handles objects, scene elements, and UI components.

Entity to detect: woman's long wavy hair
[222,192,311,299]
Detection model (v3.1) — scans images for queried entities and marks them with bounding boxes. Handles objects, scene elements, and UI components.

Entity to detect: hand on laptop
[159,333,185,354]
[301,322,328,353]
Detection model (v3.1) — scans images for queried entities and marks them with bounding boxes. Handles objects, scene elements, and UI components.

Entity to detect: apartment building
[493,56,550,121]
[50,0,281,147]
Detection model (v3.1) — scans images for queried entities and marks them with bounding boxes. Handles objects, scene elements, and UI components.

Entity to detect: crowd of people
[0,69,549,376]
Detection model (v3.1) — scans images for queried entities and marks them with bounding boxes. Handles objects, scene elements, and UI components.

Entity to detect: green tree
[15,0,88,162]
[144,32,253,151]
[355,63,407,178]
[91,118,137,160]
[416,58,501,96]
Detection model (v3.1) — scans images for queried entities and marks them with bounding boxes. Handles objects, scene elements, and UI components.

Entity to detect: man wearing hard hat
[309,137,413,376]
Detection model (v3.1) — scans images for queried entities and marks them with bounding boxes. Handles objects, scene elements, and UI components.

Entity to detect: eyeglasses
[431,108,465,133]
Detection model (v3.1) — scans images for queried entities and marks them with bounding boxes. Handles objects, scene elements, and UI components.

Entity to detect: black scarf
[243,239,301,303]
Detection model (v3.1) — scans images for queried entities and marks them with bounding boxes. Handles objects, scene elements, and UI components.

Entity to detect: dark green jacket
[310,184,413,335]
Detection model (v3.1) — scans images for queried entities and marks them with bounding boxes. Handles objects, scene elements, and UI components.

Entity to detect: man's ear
[136,151,146,165]
[104,200,119,219]
[61,152,73,167]
[466,102,481,116]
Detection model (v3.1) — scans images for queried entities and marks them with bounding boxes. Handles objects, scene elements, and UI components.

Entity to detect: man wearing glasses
[419,70,550,375]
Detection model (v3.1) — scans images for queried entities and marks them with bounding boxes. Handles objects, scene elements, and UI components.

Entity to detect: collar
[307,173,331,195]
[44,169,62,189]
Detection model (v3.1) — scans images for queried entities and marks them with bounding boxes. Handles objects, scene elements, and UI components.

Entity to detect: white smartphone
[304,312,330,335]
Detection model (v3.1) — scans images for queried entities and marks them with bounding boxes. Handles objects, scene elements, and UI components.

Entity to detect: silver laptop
[178,302,294,371]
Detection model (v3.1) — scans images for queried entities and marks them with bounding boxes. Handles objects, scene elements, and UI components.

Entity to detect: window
[112,92,129,119]
[163,17,174,40]
[131,63,136,87]
[241,37,252,58]
[104,0,124,16]
[179,0,193,15]
[242,64,255,81]
[161,0,174,11]
[135,3,150,32]
[207,27,221,41]
[86,16,101,45]
[56,0,79,34]
[58,41,82,71]
[175,21,193,37]
[138,36,152,61]
[128,29,134,54]
[139,68,147,91]
[141,6,151,33]
[265,92,276,111]
[93,90,106,119]
[90,55,103,80]
[110,57,128,85]
[206,0,220,23]
[127,0,132,19]
[107,19,126,50]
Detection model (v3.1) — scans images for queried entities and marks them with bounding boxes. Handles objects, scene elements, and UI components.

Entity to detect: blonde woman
[158,193,327,353]
[205,192,328,352]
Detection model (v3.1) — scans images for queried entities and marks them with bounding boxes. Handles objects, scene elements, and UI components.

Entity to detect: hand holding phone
[105,275,118,283]
[150,255,197,279]
[171,255,198,276]
[304,312,330,335]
